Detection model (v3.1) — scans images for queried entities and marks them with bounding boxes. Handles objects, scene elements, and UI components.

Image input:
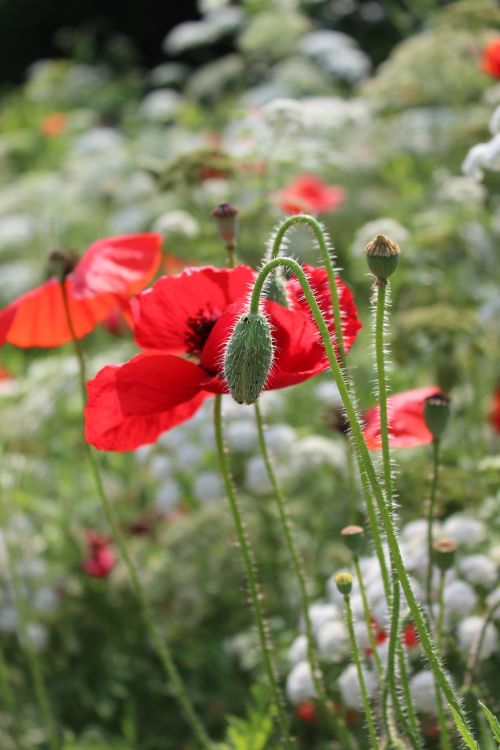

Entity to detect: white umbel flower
[316,619,349,663]
[154,479,181,514]
[443,580,477,619]
[409,671,436,715]
[286,660,316,704]
[442,516,485,547]
[288,635,308,665]
[459,555,498,588]
[338,663,377,710]
[457,616,498,660]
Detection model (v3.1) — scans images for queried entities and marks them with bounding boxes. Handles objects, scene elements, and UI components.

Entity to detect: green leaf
[449,705,480,750]
[479,701,500,744]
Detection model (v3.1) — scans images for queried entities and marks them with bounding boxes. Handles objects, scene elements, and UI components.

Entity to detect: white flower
[140,90,181,122]
[316,619,349,663]
[338,663,377,710]
[33,587,59,614]
[486,588,500,621]
[490,105,500,135]
[0,606,18,632]
[264,424,296,456]
[314,379,342,407]
[443,579,477,619]
[225,419,258,452]
[291,436,346,474]
[154,480,181,514]
[193,471,223,503]
[286,660,316,704]
[409,671,436,714]
[24,623,48,650]
[459,555,498,588]
[462,134,500,180]
[308,602,340,635]
[442,515,485,547]
[0,214,35,250]
[175,442,204,467]
[288,635,308,665]
[245,456,272,495]
[72,127,124,156]
[457,616,498,660]
[149,455,174,480]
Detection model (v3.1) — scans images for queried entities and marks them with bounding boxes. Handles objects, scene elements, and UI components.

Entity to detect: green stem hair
[426,440,440,612]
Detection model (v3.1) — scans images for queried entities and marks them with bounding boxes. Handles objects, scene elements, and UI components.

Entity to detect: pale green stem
[0,645,22,747]
[60,281,211,749]
[436,570,446,652]
[214,395,293,748]
[344,594,381,750]
[464,601,500,691]
[426,440,440,612]
[249,257,473,738]
[254,402,355,749]
[353,557,383,682]
[397,638,425,750]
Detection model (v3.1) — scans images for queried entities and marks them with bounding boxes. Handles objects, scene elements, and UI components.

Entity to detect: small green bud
[223,312,273,405]
[48,249,78,281]
[364,234,400,284]
[335,571,353,596]
[264,272,289,307]
[432,538,457,571]
[340,525,365,557]
[423,392,450,441]
[212,203,239,243]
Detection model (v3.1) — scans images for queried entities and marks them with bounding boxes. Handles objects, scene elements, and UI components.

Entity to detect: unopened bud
[423,392,450,441]
[432,538,457,571]
[264,272,289,307]
[48,249,78,280]
[364,234,400,284]
[335,571,353,596]
[223,312,273,405]
[340,525,365,557]
[212,203,238,244]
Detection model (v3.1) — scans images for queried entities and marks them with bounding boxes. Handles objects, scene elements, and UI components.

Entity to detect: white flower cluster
[286,511,499,713]
[462,105,500,180]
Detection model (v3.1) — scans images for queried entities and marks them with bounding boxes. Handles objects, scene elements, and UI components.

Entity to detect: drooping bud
[432,538,457,572]
[223,312,273,405]
[335,571,353,596]
[364,234,400,284]
[212,203,239,244]
[48,249,78,281]
[264,272,289,307]
[423,392,450,442]
[340,525,365,558]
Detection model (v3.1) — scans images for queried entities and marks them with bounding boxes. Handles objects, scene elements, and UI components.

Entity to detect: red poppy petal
[0,279,119,348]
[363,386,439,449]
[133,265,255,353]
[85,352,210,451]
[72,234,162,298]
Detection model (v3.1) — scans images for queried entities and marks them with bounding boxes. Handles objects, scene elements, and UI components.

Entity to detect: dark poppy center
[184,308,220,357]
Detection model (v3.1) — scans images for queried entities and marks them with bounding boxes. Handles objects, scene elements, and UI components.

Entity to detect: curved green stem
[214,396,293,748]
[60,282,211,749]
[426,440,440,612]
[344,595,381,750]
[254,402,355,749]
[270,214,345,363]
[249,257,473,738]
[353,558,383,682]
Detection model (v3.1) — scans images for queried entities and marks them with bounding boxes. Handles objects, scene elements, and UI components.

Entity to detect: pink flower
[274,175,346,215]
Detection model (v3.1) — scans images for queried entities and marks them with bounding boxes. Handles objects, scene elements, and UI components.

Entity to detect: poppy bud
[432,538,457,572]
[335,571,353,596]
[264,272,289,307]
[364,234,400,284]
[48,249,78,280]
[423,392,450,441]
[212,203,239,244]
[340,525,365,557]
[223,311,273,405]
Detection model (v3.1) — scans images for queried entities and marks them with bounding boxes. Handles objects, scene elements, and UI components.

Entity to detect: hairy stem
[353,557,383,682]
[60,282,211,748]
[214,395,293,748]
[426,440,440,612]
[397,638,425,749]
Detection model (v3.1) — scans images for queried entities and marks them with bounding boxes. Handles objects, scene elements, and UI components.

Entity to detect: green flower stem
[253,402,355,749]
[434,676,451,750]
[1,517,59,750]
[397,638,424,750]
[426,440,440,612]
[214,395,293,749]
[270,214,345,363]
[60,283,211,749]
[249,257,473,738]
[353,557,383,682]
[464,600,500,691]
[343,594,381,750]
[0,646,21,747]
[436,570,446,652]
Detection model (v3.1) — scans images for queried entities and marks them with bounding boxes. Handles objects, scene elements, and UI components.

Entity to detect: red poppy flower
[481,38,500,79]
[82,531,116,578]
[403,622,419,650]
[0,234,162,348]
[40,111,67,138]
[85,264,361,451]
[363,386,441,449]
[295,701,317,724]
[274,175,346,215]
[491,386,500,433]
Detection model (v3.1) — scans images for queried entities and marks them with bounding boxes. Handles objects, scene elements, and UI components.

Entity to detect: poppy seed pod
[212,203,239,243]
[423,392,450,441]
[223,312,274,405]
[432,538,457,572]
[364,234,400,283]
[340,525,365,557]
[264,272,289,307]
[335,571,353,596]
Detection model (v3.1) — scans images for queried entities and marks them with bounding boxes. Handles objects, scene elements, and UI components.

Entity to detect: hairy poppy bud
[340,525,365,557]
[432,538,457,572]
[212,202,238,244]
[223,312,273,405]
[423,392,450,441]
[335,571,353,596]
[364,234,400,284]
[264,272,289,307]
[48,249,78,280]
